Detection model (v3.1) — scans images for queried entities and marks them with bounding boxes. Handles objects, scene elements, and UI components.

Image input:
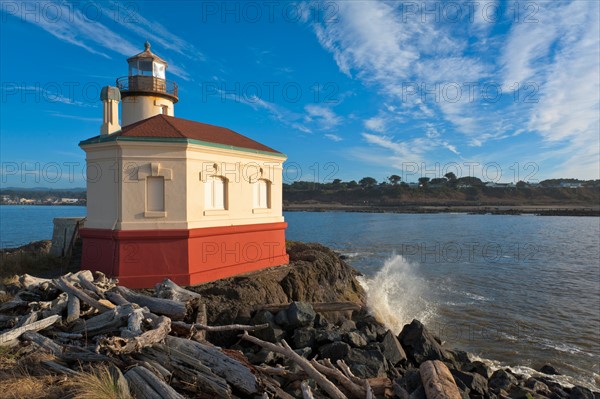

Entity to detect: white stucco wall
[82,140,286,231]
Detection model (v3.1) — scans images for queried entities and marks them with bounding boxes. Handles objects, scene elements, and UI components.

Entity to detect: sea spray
[358,254,435,334]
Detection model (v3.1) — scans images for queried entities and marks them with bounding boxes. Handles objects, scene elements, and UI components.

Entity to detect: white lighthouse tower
[117,41,178,127]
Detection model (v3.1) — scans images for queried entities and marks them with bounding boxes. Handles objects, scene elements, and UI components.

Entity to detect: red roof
[113,114,282,155]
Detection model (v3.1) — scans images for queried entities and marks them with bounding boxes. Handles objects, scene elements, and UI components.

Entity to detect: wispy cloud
[304,104,342,130]
[324,133,343,142]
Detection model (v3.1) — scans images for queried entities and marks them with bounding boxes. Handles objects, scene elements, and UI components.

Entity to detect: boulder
[540,364,561,375]
[488,369,518,393]
[344,331,368,348]
[570,386,594,399]
[450,369,488,396]
[251,310,285,343]
[463,360,491,379]
[286,302,316,328]
[398,319,446,365]
[274,309,289,327]
[318,341,350,362]
[292,327,316,349]
[345,347,387,378]
[315,327,342,344]
[509,386,543,399]
[381,330,407,366]
[525,378,551,396]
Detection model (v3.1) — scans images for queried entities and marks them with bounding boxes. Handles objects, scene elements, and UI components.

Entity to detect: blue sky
[1,0,599,188]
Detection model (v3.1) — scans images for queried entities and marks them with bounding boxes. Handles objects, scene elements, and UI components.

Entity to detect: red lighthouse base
[79,222,289,288]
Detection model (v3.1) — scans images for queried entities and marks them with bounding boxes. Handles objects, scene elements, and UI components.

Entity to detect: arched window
[205,176,227,210]
[253,179,270,209]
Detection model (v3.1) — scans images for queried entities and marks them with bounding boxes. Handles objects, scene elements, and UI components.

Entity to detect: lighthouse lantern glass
[153,62,166,79]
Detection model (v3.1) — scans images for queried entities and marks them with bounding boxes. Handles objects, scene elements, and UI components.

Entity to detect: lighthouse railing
[116,76,178,98]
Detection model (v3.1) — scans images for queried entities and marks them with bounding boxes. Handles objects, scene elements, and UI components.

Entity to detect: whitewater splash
[358,254,436,334]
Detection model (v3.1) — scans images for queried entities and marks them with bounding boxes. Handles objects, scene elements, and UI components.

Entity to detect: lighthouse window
[205,176,226,210]
[146,176,165,212]
[253,179,270,209]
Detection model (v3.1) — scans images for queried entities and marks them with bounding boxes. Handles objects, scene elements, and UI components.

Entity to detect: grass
[70,364,132,399]
[0,251,75,286]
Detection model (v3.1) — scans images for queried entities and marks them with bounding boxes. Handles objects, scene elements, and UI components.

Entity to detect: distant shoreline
[284,203,600,216]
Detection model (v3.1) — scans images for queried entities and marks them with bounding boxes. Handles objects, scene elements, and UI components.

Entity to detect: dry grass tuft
[70,364,132,399]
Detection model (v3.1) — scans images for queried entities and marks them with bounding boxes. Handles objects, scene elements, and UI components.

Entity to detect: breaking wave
[358,254,436,334]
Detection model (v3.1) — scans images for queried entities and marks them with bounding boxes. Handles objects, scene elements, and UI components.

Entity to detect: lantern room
[116,41,178,127]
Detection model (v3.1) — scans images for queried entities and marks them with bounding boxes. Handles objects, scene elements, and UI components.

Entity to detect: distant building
[60,198,79,204]
[485,182,515,188]
[559,182,582,188]
[79,43,289,288]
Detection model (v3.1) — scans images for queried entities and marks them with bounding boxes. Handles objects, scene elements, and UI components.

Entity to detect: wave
[358,254,436,334]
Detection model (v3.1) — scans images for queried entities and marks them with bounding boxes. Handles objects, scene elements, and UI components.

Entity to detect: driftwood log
[241,332,348,399]
[125,366,184,399]
[0,314,61,345]
[419,360,462,399]
[99,315,171,355]
[115,286,189,320]
[155,279,202,302]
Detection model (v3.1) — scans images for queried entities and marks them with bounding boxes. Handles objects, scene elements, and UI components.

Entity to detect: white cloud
[364,116,386,132]
[304,104,342,130]
[325,134,343,142]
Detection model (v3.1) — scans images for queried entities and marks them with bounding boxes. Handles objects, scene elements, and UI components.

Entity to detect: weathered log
[19,274,52,289]
[165,335,257,395]
[77,275,104,298]
[256,301,362,313]
[116,286,188,320]
[145,344,233,398]
[41,292,69,318]
[15,311,39,328]
[193,302,207,341]
[0,314,61,345]
[66,295,80,323]
[367,377,393,397]
[22,331,63,354]
[99,315,171,355]
[124,367,163,399]
[241,332,347,399]
[54,277,111,312]
[311,358,365,398]
[41,360,78,376]
[172,320,269,333]
[419,360,462,399]
[133,366,185,399]
[105,290,131,306]
[301,381,315,399]
[70,304,133,336]
[155,279,202,302]
[0,293,29,312]
[132,355,172,381]
[124,308,145,336]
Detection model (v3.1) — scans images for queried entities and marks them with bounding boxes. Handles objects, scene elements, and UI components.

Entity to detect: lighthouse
[79,43,289,288]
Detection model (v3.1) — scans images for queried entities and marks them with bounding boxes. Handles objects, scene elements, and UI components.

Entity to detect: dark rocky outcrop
[398,319,446,365]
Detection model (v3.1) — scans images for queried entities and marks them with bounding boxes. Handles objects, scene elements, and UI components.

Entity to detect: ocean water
[0,205,86,248]
[285,211,600,389]
[1,206,598,388]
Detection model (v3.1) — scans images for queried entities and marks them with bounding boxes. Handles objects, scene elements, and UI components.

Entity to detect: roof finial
[144,41,151,51]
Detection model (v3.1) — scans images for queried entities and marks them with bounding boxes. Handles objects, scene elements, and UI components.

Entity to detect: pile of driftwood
[0,270,408,399]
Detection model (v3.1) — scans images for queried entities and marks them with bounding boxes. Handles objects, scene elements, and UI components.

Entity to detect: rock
[570,386,594,399]
[380,330,407,366]
[525,378,551,395]
[251,310,285,343]
[274,310,289,327]
[249,348,284,364]
[398,319,446,365]
[187,242,366,346]
[540,364,561,375]
[396,369,423,394]
[315,327,342,344]
[313,313,329,328]
[338,318,356,331]
[292,327,316,349]
[463,360,491,379]
[356,316,388,340]
[286,302,316,328]
[318,341,350,362]
[509,386,542,399]
[488,369,518,393]
[344,331,368,348]
[450,369,488,396]
[409,386,426,399]
[346,347,387,378]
